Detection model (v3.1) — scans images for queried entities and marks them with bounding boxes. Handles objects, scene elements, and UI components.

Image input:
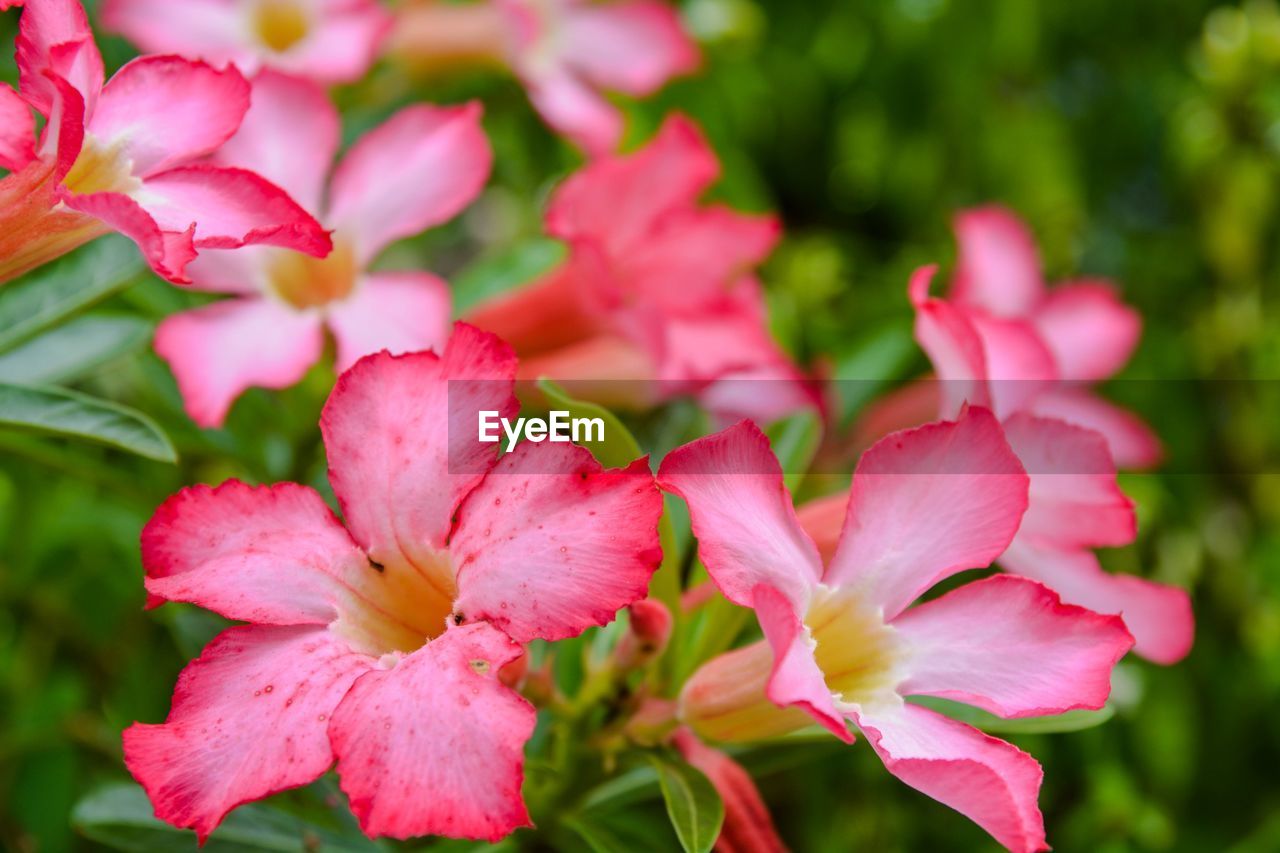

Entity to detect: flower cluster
[0,1,1195,851]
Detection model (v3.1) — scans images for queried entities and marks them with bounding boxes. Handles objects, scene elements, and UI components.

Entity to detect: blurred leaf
[0,236,144,353]
[0,383,176,462]
[910,696,1116,734]
[536,378,643,468]
[72,782,381,852]
[452,237,565,314]
[0,314,151,385]
[765,409,822,493]
[647,754,723,853]
[580,765,661,811]
[833,324,918,426]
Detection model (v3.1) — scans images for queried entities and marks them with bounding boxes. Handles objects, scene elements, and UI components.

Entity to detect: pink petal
[327,103,491,264]
[559,0,699,95]
[524,67,626,156]
[854,703,1048,853]
[180,245,274,295]
[825,406,1028,618]
[329,622,534,841]
[141,480,368,624]
[1031,386,1163,469]
[274,1,393,84]
[545,114,719,253]
[0,83,36,171]
[88,56,249,178]
[656,278,791,386]
[451,444,663,643]
[1032,280,1141,381]
[210,69,338,213]
[320,325,518,558]
[153,297,323,427]
[795,491,848,564]
[754,584,853,743]
[99,0,247,70]
[950,205,1045,318]
[15,0,103,116]
[123,624,372,842]
[909,265,992,416]
[657,420,823,611]
[327,272,452,374]
[967,312,1058,416]
[1000,541,1194,665]
[1002,413,1136,550]
[893,574,1132,717]
[135,164,332,256]
[672,729,788,853]
[57,189,198,283]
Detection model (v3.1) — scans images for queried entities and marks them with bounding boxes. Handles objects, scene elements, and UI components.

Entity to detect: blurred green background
[2,0,1278,850]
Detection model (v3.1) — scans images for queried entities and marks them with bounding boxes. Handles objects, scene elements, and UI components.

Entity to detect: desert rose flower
[0,0,331,285]
[660,409,1134,853]
[390,0,699,155]
[908,265,1194,663]
[467,115,815,422]
[125,324,664,841]
[99,0,391,84]
[153,71,491,427]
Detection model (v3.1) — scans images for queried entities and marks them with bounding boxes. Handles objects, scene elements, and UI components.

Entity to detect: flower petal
[330,622,534,841]
[327,272,452,374]
[657,420,823,611]
[16,0,104,116]
[320,324,518,558]
[88,56,249,177]
[153,297,323,427]
[209,69,337,212]
[545,114,719,253]
[99,0,247,70]
[909,265,992,416]
[1002,412,1136,550]
[451,444,663,643]
[1000,540,1194,665]
[754,584,853,743]
[1033,280,1141,381]
[273,0,392,84]
[134,164,332,256]
[1030,386,1163,469]
[327,103,491,263]
[525,67,627,156]
[123,624,372,842]
[57,189,198,283]
[0,83,36,171]
[559,0,699,95]
[825,406,1028,618]
[893,574,1133,717]
[141,480,368,624]
[854,703,1048,853]
[950,205,1045,318]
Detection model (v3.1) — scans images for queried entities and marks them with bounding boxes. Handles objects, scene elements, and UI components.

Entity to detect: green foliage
[647,755,724,853]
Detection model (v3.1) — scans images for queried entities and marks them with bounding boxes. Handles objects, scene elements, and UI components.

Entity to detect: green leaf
[451,237,566,314]
[536,377,643,468]
[0,383,176,462]
[0,314,151,385]
[0,235,145,353]
[72,782,381,852]
[910,695,1116,734]
[832,323,917,426]
[648,754,724,853]
[764,409,823,493]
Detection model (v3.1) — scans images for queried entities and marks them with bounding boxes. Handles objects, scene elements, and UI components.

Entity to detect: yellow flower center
[331,547,459,658]
[266,240,358,310]
[254,0,310,53]
[805,586,901,708]
[62,136,140,195]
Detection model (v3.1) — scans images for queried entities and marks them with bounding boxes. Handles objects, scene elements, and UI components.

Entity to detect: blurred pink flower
[467,115,816,422]
[154,71,492,427]
[391,0,698,155]
[100,0,391,84]
[0,0,330,284]
[125,324,664,842]
[662,408,1133,853]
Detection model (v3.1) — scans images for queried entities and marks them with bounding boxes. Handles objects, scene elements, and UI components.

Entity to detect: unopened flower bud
[615,598,673,669]
[679,641,813,743]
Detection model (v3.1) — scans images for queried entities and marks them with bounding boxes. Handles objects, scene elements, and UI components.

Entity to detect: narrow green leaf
[0,235,145,353]
[0,314,151,384]
[536,377,643,468]
[833,323,917,426]
[910,695,1116,734]
[648,754,724,853]
[72,782,380,852]
[764,409,823,493]
[0,383,176,462]
[452,237,566,313]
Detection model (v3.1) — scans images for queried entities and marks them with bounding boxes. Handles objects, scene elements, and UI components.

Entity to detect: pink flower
[0,0,330,285]
[124,324,664,841]
[909,264,1194,663]
[153,71,492,427]
[466,115,815,423]
[391,0,699,155]
[660,407,1134,853]
[100,0,391,84]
